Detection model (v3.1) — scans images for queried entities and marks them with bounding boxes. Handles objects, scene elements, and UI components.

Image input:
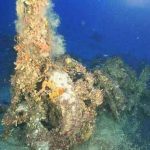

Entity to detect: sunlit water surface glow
[126,0,150,7]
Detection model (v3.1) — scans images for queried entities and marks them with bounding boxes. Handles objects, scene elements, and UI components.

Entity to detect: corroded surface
[2,0,103,149]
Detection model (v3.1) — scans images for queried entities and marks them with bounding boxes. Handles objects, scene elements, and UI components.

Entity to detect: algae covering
[1,0,103,149]
[1,54,150,149]
[71,57,150,150]
[1,0,150,149]
[90,57,150,149]
[93,57,150,118]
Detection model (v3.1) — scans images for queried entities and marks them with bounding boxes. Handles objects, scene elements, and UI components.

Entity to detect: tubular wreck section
[2,0,103,149]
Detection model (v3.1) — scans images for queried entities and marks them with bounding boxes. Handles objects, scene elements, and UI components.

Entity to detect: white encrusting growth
[49,71,76,103]
[48,0,66,57]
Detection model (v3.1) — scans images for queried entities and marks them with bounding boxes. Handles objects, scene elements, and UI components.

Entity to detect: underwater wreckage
[2,0,103,149]
[1,0,150,150]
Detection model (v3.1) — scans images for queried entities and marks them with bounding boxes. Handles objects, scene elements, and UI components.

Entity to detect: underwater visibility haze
[0,0,150,149]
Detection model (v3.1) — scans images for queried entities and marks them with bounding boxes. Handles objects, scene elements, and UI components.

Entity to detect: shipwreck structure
[2,0,103,149]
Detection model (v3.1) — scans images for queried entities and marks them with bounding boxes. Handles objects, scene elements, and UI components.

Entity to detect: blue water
[0,0,150,62]
[0,0,150,149]
[54,0,150,62]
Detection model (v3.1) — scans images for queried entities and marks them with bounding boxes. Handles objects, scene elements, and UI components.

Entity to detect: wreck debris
[2,0,103,149]
[92,57,150,119]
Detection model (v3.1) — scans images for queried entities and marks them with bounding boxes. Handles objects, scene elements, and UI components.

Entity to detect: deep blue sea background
[0,0,150,149]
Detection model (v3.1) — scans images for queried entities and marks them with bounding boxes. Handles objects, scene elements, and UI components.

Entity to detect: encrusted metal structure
[2,0,103,149]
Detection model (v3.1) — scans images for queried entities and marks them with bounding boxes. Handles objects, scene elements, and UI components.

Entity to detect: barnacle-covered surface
[1,0,103,149]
